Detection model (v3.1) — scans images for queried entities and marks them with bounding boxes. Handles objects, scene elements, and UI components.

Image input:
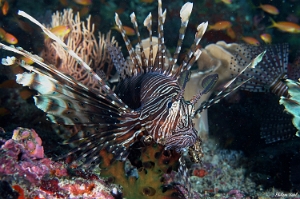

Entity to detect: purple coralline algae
[0,127,115,198]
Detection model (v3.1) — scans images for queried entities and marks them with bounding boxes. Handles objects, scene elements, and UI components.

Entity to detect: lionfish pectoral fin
[195,51,266,114]
[190,74,218,105]
[106,43,130,79]
[175,157,194,199]
[17,10,128,110]
[15,70,122,125]
[54,126,131,166]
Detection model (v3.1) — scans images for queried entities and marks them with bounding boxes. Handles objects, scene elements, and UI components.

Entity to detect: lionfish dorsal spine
[144,13,153,69]
[130,12,148,72]
[157,0,167,72]
[115,13,142,75]
[194,50,266,115]
[168,2,193,75]
[18,10,128,111]
[173,22,208,77]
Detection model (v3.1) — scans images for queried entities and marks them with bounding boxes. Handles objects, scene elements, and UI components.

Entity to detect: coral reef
[0,127,115,198]
[40,9,117,90]
[98,142,183,198]
[189,138,256,196]
[0,0,300,198]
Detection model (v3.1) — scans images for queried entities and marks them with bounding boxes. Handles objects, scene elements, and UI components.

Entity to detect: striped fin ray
[190,74,219,105]
[0,44,128,113]
[288,50,300,81]
[144,13,154,69]
[130,12,148,72]
[177,49,203,98]
[115,13,142,75]
[1,47,143,165]
[7,58,125,126]
[1,56,143,165]
[17,10,128,109]
[260,107,295,144]
[106,42,131,79]
[173,22,208,77]
[62,114,141,165]
[175,157,194,198]
[230,43,289,96]
[167,2,193,75]
[16,72,123,126]
[195,50,266,115]
[156,0,167,71]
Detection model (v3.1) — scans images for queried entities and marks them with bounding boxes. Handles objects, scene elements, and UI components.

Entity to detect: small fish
[79,6,90,17]
[19,88,34,100]
[112,25,135,36]
[1,0,8,15]
[241,36,260,46]
[59,0,68,6]
[260,33,272,44]
[11,65,24,74]
[21,56,34,65]
[12,17,34,34]
[268,18,300,33]
[208,21,232,31]
[73,0,92,6]
[140,0,155,3]
[50,25,71,37]
[3,32,18,44]
[0,107,10,117]
[115,7,125,15]
[226,27,236,39]
[258,4,279,15]
[0,79,19,88]
[221,0,232,4]
[0,27,6,39]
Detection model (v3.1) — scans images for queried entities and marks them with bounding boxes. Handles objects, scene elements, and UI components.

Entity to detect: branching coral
[40,9,117,91]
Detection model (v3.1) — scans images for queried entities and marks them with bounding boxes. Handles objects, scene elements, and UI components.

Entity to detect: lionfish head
[112,0,220,162]
[162,72,218,153]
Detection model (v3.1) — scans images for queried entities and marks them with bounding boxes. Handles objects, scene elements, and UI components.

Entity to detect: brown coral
[40,9,117,91]
[99,143,183,199]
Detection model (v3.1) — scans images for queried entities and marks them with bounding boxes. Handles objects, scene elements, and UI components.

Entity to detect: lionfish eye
[167,101,173,108]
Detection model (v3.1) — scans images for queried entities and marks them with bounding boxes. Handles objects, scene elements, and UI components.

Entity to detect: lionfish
[224,43,300,143]
[229,43,289,96]
[0,1,255,166]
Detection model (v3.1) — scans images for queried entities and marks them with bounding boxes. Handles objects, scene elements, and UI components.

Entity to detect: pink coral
[12,127,44,159]
[0,127,115,198]
[0,127,63,183]
[227,189,244,199]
